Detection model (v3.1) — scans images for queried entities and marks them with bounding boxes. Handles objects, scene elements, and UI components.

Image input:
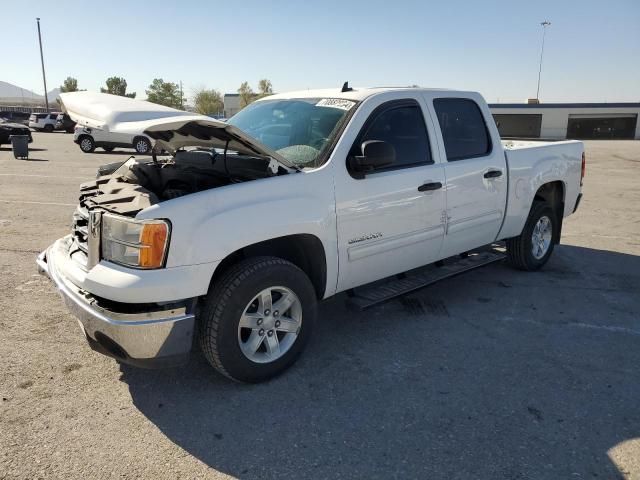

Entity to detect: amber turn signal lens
[138,223,169,268]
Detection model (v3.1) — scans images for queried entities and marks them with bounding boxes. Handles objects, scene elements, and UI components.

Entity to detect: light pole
[36,18,50,112]
[536,20,551,101]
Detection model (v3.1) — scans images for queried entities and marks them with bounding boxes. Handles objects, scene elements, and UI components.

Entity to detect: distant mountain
[0,80,63,105]
[0,81,42,100]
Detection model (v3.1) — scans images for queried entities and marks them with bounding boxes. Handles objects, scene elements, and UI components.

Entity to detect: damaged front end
[38,93,295,367]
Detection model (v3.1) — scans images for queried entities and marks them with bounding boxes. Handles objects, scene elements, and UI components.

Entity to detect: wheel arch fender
[498,173,569,241]
[132,135,151,145]
[135,169,339,299]
[209,234,328,300]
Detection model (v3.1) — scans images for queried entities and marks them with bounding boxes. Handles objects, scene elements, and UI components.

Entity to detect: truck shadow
[120,244,639,479]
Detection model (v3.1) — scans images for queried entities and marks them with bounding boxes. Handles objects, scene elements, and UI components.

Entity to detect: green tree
[101,76,136,98]
[257,79,273,97]
[145,78,183,109]
[238,81,255,108]
[193,87,223,115]
[60,77,78,93]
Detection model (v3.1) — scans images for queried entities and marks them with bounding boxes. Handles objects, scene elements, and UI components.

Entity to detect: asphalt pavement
[1,133,639,479]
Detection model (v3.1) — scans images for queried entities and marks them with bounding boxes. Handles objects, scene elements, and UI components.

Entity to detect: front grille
[69,206,90,268]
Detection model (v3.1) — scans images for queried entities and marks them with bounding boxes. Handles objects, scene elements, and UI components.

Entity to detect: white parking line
[0,174,88,179]
[0,200,75,206]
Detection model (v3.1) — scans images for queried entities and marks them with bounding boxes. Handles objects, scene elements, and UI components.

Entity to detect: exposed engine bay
[77,149,286,216]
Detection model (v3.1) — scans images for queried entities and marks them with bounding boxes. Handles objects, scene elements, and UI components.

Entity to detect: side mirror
[349,140,395,179]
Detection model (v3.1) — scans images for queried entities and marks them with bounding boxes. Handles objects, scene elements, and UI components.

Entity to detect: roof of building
[490,102,640,109]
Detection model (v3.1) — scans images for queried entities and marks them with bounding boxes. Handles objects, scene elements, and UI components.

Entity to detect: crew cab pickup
[37,88,585,382]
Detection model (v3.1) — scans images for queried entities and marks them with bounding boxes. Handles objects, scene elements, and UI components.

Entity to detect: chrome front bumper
[37,243,196,368]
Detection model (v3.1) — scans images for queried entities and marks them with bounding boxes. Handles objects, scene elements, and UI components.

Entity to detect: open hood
[59,92,293,169]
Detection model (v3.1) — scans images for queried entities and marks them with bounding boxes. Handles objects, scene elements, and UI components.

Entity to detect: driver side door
[334,97,446,291]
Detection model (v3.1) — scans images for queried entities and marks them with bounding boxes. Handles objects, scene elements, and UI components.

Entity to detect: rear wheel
[199,256,317,383]
[102,146,114,152]
[79,136,95,153]
[133,137,151,154]
[506,201,556,271]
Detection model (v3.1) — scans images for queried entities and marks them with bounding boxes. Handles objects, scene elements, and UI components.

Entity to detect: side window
[49,114,57,120]
[433,98,491,161]
[352,101,433,172]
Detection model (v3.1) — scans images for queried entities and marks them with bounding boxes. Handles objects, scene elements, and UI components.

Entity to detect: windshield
[227,97,356,168]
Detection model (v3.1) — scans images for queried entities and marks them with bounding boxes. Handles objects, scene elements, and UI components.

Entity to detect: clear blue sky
[4,0,639,103]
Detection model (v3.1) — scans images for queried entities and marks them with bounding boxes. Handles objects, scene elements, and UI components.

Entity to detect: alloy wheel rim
[137,140,148,152]
[531,215,552,260]
[237,286,302,364]
[81,139,92,151]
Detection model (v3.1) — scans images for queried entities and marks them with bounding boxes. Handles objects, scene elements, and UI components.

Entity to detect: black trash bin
[9,135,29,159]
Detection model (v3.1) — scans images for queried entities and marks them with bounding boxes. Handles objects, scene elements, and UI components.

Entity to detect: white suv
[73,125,152,154]
[29,112,60,132]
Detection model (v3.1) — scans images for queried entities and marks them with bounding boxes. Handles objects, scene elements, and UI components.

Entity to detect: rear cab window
[433,98,491,161]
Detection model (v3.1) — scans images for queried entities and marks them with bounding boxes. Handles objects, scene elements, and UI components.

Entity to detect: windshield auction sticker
[316,98,356,110]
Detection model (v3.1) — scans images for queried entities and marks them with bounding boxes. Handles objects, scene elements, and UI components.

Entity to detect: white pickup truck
[38,88,585,382]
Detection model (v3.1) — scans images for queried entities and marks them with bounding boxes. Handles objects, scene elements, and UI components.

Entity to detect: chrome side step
[346,249,506,311]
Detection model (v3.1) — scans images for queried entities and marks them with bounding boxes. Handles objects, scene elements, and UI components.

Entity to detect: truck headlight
[101,213,170,269]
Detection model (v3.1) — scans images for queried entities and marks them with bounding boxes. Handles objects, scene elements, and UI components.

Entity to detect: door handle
[484,169,503,179]
[418,182,443,192]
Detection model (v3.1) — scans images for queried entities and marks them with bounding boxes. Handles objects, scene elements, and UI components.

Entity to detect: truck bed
[498,139,583,240]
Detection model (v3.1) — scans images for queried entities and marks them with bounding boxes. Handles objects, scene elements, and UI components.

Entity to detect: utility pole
[536,20,551,101]
[36,18,49,112]
[180,80,183,109]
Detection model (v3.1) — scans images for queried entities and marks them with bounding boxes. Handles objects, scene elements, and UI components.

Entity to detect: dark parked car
[0,119,33,147]
[0,111,30,126]
[55,113,76,133]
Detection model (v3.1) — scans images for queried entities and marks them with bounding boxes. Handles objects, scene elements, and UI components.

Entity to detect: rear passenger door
[428,95,507,258]
[335,96,446,291]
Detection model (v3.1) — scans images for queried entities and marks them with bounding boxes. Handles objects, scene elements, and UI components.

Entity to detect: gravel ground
[1,133,639,479]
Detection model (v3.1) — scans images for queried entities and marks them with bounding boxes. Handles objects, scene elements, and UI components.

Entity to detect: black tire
[44,124,54,133]
[103,146,115,152]
[199,256,317,383]
[506,201,556,271]
[78,135,95,153]
[133,137,151,154]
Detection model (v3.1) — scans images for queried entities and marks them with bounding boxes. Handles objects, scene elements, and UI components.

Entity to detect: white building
[489,103,640,140]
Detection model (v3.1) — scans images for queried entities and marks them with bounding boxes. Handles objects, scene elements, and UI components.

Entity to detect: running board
[347,249,506,311]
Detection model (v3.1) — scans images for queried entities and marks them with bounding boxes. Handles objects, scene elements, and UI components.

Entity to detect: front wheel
[78,135,95,153]
[133,137,151,154]
[44,124,54,133]
[506,201,556,271]
[199,257,317,383]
